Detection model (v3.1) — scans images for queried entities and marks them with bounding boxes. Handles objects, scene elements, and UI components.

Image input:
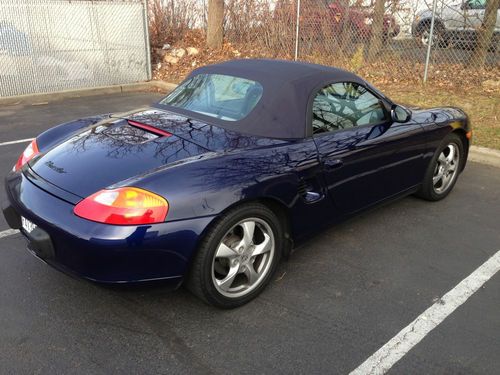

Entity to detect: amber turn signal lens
[74,187,169,225]
[466,131,472,140]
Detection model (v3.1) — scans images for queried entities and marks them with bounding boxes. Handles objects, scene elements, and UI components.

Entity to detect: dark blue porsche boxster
[2,59,471,308]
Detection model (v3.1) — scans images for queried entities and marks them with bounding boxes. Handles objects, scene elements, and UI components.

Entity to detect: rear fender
[36,114,112,152]
[123,139,329,241]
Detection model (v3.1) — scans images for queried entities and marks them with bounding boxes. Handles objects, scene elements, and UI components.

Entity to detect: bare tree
[148,0,200,47]
[470,0,500,67]
[207,0,224,48]
[368,0,385,60]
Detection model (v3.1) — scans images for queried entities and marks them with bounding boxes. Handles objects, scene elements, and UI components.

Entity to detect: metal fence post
[294,0,301,61]
[143,0,152,80]
[423,0,438,83]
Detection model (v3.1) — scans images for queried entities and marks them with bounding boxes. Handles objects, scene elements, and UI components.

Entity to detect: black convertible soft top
[158,59,366,139]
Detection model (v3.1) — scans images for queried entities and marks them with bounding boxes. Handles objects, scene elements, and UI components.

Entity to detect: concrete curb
[469,145,500,168]
[0,81,177,106]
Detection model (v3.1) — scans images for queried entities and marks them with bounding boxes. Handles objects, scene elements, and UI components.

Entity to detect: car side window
[312,82,387,135]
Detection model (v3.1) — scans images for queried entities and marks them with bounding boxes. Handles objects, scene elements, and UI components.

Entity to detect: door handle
[323,158,344,170]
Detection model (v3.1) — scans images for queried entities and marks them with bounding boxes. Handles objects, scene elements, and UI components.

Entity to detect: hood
[29,109,283,199]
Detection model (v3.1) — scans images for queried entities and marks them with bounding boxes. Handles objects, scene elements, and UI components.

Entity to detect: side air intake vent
[298,179,310,197]
[298,179,322,203]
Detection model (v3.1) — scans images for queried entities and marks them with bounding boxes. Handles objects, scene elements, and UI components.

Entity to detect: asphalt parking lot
[0,92,499,374]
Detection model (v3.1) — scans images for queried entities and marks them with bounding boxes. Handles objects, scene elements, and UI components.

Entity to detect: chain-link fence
[1,0,497,96]
[290,0,500,85]
[151,0,499,88]
[0,0,151,97]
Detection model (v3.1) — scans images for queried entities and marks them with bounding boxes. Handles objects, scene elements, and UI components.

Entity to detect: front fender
[415,107,470,169]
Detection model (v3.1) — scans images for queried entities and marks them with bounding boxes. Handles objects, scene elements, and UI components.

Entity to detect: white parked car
[412,0,500,49]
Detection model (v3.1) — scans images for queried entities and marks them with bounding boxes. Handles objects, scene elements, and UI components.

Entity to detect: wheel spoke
[251,233,272,257]
[438,153,447,164]
[216,242,237,259]
[446,146,455,162]
[243,264,259,285]
[441,173,451,188]
[216,264,239,291]
[240,221,255,249]
[433,171,443,185]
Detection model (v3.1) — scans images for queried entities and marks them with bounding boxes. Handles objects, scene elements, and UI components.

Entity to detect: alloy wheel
[433,142,460,194]
[211,218,275,298]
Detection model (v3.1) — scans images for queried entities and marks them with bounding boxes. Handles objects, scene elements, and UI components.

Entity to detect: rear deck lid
[29,118,210,198]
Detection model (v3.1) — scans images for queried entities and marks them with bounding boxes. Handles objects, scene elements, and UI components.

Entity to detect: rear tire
[186,203,283,308]
[416,133,464,201]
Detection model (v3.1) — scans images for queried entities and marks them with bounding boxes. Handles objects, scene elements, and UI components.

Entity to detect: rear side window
[160,74,263,121]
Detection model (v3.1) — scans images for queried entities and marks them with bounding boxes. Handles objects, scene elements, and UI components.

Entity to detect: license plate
[21,216,37,233]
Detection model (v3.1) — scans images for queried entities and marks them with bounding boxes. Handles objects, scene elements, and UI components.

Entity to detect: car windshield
[159,74,263,121]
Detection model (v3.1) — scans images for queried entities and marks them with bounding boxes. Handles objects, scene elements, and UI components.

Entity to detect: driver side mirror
[391,105,412,123]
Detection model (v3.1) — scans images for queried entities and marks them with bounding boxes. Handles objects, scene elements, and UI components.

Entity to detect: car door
[312,81,427,215]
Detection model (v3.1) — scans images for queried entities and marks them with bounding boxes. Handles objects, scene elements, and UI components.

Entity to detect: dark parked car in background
[280,0,400,44]
[328,0,400,41]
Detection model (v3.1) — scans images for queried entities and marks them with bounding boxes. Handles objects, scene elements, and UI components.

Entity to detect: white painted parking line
[0,138,34,147]
[0,229,19,239]
[350,250,500,375]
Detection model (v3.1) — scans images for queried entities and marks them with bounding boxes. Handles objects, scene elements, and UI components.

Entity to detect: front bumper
[3,170,215,284]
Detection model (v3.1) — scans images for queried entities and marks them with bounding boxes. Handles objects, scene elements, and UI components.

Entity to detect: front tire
[187,203,283,308]
[416,133,464,201]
